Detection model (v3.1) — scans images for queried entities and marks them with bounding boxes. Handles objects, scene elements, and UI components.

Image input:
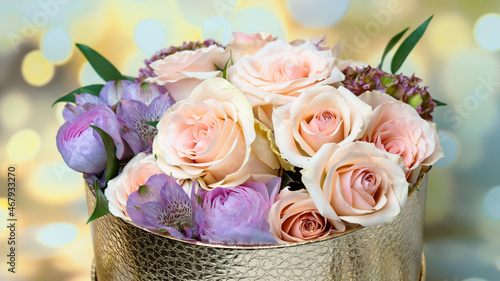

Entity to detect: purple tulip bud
[56,105,127,174]
[127,174,204,240]
[198,178,280,245]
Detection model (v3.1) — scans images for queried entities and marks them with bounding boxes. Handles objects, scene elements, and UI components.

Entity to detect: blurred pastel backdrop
[0,0,499,280]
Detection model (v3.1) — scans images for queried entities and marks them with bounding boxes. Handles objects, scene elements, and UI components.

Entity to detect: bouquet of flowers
[55,17,443,247]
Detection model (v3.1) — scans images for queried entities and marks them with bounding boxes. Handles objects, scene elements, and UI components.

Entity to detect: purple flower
[99,80,133,106]
[121,82,169,105]
[56,105,127,174]
[62,80,132,122]
[126,174,204,240]
[342,65,436,121]
[116,83,175,154]
[198,178,280,245]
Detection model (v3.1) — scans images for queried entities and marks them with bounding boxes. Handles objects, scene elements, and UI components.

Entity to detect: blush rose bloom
[273,85,372,167]
[153,78,280,189]
[105,153,163,220]
[301,142,408,227]
[147,45,228,101]
[359,91,444,184]
[268,187,345,243]
[225,32,276,61]
[227,40,345,107]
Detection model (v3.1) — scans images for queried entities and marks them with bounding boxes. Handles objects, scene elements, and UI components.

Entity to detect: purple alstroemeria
[56,105,127,174]
[62,80,132,122]
[126,174,204,240]
[117,83,175,154]
[99,79,133,106]
[121,82,169,106]
[198,177,281,245]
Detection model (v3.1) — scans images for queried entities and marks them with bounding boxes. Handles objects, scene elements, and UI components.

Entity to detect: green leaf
[89,125,119,183]
[86,180,110,224]
[143,121,159,127]
[226,53,233,79]
[409,186,420,192]
[221,51,233,80]
[214,64,223,72]
[391,15,433,74]
[52,84,104,107]
[433,98,447,106]
[76,43,126,82]
[378,27,409,69]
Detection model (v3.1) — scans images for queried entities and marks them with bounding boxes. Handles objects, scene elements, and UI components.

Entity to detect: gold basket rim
[88,170,428,250]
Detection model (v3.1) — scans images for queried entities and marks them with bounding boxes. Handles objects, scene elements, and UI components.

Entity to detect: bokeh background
[0,0,499,280]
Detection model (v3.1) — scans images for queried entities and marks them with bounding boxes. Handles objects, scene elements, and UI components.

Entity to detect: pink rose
[301,142,408,227]
[273,85,372,167]
[227,40,345,107]
[104,153,163,220]
[153,78,280,189]
[268,187,345,243]
[147,45,228,101]
[225,32,277,61]
[359,91,443,184]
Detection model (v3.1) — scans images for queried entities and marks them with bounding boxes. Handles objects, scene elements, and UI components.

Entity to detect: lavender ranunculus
[117,83,175,154]
[126,174,204,240]
[56,105,127,174]
[198,178,280,245]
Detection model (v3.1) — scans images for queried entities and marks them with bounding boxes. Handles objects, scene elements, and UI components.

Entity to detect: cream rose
[273,85,372,167]
[225,32,276,61]
[147,45,228,101]
[153,78,280,189]
[105,153,163,220]
[269,187,345,243]
[227,40,345,107]
[301,142,408,227]
[359,91,443,184]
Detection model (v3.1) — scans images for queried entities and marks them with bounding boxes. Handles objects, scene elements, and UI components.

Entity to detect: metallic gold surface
[87,175,428,281]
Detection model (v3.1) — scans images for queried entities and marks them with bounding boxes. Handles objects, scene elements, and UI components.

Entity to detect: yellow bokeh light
[428,13,471,56]
[21,50,55,87]
[27,161,83,204]
[0,91,31,130]
[6,129,42,162]
[0,198,8,236]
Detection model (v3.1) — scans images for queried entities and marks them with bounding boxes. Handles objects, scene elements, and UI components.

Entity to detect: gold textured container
[86,175,428,281]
